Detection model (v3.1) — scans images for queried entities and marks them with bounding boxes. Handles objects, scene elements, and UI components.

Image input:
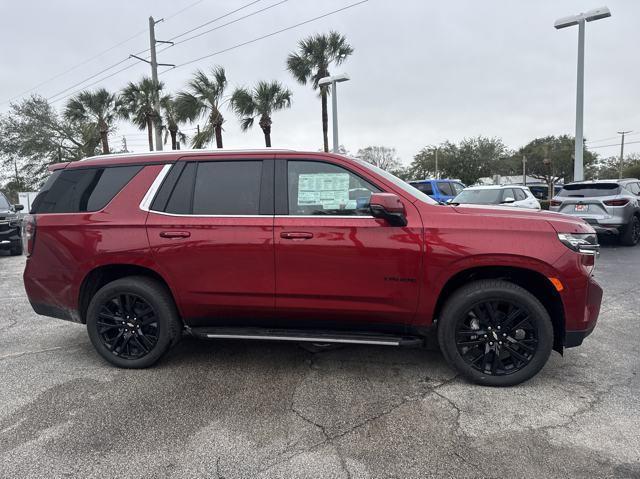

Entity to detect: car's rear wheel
[86,276,181,368]
[620,215,640,246]
[437,279,553,387]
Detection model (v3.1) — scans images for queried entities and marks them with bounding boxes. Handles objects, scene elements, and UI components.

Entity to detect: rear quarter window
[31,166,142,214]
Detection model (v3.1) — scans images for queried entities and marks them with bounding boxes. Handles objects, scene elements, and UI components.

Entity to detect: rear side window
[161,161,263,215]
[558,183,620,198]
[514,189,527,201]
[437,182,455,196]
[32,166,141,213]
[412,182,433,195]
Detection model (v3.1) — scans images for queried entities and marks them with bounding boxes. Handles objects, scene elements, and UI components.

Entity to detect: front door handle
[160,231,191,239]
[280,231,314,240]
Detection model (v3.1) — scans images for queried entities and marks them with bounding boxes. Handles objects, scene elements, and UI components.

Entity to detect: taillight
[603,198,629,206]
[23,214,36,256]
[550,200,562,207]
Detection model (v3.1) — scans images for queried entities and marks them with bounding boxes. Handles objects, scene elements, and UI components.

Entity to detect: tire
[9,241,22,256]
[86,276,182,368]
[619,215,640,246]
[437,279,554,387]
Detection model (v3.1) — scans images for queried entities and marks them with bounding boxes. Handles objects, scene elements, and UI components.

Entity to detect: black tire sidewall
[438,280,554,387]
[620,216,640,246]
[86,277,180,368]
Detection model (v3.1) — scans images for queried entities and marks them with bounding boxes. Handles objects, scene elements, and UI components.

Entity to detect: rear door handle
[280,231,314,240]
[160,231,191,238]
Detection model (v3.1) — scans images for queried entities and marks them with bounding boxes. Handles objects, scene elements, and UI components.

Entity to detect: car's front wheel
[437,279,553,387]
[86,276,181,368]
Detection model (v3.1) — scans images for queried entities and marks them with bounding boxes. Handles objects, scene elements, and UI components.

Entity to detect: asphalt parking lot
[1,242,639,479]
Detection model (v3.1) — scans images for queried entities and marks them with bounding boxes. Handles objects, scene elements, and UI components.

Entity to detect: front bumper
[0,223,21,250]
[564,276,602,348]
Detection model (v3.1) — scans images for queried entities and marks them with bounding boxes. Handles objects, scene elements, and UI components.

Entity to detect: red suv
[23,150,602,386]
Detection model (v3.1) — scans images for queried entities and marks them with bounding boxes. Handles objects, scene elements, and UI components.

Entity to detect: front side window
[287,161,380,216]
[452,183,465,195]
[454,188,503,204]
[0,193,10,210]
[514,189,527,201]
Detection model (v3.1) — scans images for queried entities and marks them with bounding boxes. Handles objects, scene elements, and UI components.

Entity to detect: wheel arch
[78,264,180,324]
[432,265,565,353]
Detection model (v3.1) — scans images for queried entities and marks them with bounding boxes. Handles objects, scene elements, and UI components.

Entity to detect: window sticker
[297,173,350,209]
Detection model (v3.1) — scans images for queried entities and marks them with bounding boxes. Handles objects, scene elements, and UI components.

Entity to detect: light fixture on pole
[554,6,611,182]
[318,73,350,153]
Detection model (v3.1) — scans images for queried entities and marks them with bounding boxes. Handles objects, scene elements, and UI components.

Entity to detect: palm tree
[286,31,353,152]
[160,95,187,150]
[175,66,227,149]
[64,88,118,154]
[118,77,162,151]
[230,81,292,147]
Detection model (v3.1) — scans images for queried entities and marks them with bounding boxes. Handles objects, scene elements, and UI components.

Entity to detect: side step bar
[188,327,424,348]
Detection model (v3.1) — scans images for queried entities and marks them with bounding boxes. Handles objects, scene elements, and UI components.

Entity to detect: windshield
[0,193,10,210]
[352,158,438,204]
[557,183,620,198]
[453,188,503,204]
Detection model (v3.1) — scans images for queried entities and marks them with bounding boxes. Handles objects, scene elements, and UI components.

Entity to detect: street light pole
[555,6,611,182]
[319,74,350,153]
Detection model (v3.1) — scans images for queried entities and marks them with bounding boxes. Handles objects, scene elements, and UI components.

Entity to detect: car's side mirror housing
[369,193,407,226]
[13,204,24,212]
[501,197,515,204]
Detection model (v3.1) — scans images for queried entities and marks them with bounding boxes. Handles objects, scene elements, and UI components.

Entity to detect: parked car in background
[0,191,24,255]
[23,150,602,386]
[549,179,640,246]
[452,185,541,210]
[408,179,465,203]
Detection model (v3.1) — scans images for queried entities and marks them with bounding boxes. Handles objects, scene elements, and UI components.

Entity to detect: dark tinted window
[437,182,455,196]
[193,161,262,215]
[165,163,196,214]
[288,161,380,216]
[32,166,141,213]
[411,182,433,195]
[558,183,620,198]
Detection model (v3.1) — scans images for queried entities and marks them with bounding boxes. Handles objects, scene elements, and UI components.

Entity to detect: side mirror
[370,193,407,226]
[501,197,515,204]
[13,204,24,211]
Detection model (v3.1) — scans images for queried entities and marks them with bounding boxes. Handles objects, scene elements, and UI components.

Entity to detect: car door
[273,157,423,328]
[146,157,275,325]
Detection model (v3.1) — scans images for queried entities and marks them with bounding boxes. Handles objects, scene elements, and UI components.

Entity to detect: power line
[588,140,640,149]
[163,0,369,72]
[0,0,206,105]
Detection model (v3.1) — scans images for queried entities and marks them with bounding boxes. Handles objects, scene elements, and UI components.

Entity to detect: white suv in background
[452,185,542,210]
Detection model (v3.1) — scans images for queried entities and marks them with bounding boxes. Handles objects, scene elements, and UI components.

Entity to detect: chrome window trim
[139,164,172,212]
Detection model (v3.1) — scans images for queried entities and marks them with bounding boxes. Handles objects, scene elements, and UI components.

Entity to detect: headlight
[557,233,599,255]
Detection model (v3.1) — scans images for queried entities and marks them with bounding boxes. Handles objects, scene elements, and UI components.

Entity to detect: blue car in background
[408,179,466,203]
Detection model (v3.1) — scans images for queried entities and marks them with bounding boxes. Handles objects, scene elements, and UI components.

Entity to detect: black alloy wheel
[455,300,538,376]
[96,293,159,360]
[438,279,553,386]
[86,276,181,368]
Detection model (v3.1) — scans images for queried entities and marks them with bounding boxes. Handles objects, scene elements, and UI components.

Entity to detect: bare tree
[356,146,401,171]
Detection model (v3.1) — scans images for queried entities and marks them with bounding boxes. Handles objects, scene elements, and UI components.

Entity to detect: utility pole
[130,16,174,152]
[617,130,631,178]
[522,155,527,185]
[435,148,439,179]
[122,136,128,153]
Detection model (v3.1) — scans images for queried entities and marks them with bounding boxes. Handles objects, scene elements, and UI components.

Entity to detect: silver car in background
[549,179,640,246]
[451,185,542,210]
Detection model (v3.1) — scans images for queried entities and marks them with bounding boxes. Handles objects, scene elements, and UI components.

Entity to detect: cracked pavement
[0,240,639,478]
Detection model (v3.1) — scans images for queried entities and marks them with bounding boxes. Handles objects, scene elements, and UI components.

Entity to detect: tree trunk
[321,88,329,152]
[100,131,109,154]
[259,115,272,147]
[146,117,154,151]
[170,129,177,150]
[215,124,223,148]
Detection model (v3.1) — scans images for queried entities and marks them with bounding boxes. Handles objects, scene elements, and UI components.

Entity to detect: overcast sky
[1,0,639,164]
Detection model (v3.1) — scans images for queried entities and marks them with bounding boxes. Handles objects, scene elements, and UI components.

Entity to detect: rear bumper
[564,276,602,348]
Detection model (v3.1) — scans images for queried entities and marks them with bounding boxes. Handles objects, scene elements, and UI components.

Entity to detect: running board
[188,327,424,347]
